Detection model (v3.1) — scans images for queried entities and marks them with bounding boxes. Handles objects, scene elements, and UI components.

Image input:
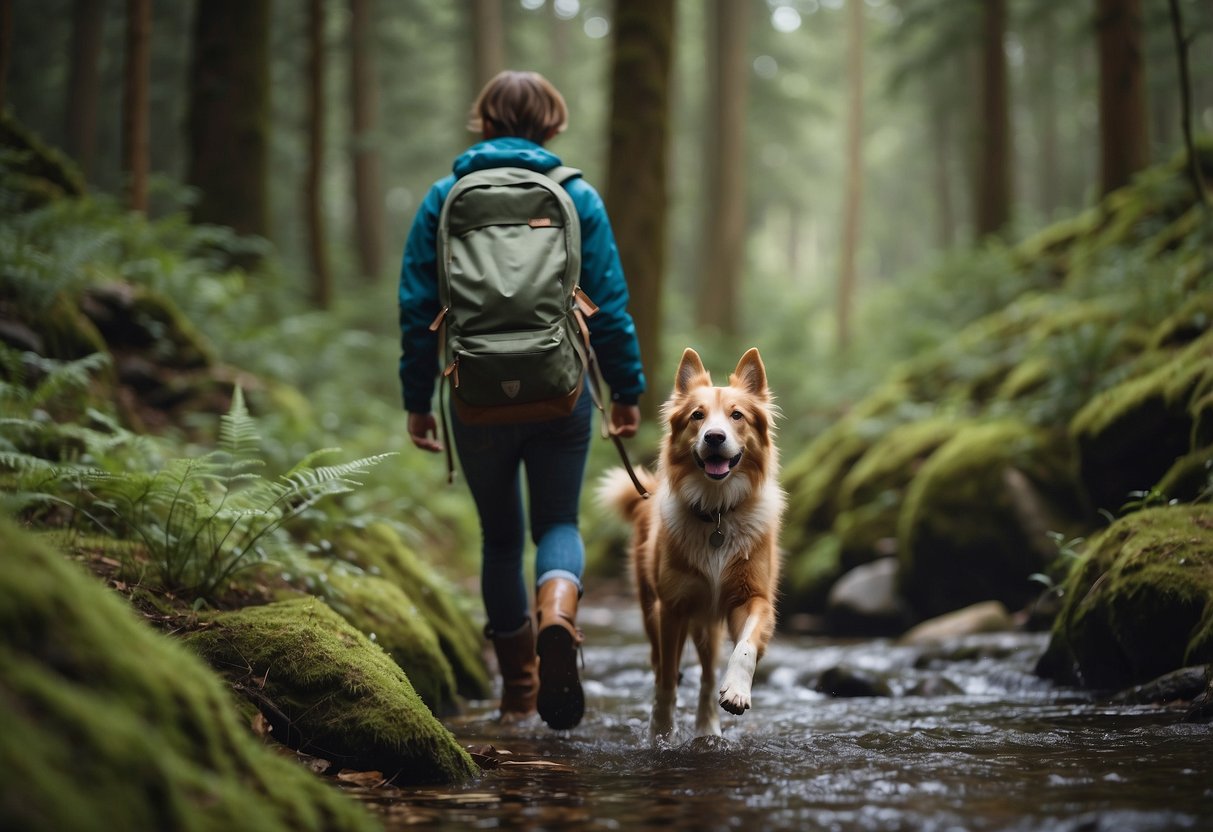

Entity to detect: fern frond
[280,452,396,496]
[218,386,260,463]
[28,353,111,410]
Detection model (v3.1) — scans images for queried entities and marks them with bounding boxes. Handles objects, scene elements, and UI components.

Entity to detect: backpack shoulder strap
[545,165,583,185]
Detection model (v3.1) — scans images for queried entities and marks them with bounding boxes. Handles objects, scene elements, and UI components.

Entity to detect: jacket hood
[452,138,562,178]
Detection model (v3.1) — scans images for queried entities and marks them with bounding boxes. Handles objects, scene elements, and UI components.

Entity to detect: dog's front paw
[650,697,676,743]
[718,674,752,715]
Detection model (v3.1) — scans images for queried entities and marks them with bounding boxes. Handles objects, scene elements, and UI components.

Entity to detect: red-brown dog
[600,348,784,741]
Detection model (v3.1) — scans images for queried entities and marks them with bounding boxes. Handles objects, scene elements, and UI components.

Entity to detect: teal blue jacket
[398,138,646,413]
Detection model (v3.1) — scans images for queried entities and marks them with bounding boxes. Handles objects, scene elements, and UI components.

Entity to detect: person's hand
[408,412,443,453]
[609,403,641,438]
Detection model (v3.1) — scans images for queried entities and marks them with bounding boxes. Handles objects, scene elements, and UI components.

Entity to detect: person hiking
[398,70,646,730]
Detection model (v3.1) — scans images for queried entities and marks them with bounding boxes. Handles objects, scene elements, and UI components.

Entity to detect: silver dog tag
[710,528,725,548]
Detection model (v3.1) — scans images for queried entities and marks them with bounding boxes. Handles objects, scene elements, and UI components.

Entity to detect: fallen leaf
[336,769,386,787]
[250,712,272,738]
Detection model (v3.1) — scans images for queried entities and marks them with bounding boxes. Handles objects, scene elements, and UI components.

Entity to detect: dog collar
[691,504,729,550]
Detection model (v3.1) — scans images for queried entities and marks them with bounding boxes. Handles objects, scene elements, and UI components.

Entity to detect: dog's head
[661,348,776,505]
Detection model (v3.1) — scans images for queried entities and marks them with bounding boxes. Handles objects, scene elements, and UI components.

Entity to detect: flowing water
[354,598,1213,831]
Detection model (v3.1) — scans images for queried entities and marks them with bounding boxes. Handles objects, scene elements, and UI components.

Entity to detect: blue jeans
[451,389,592,634]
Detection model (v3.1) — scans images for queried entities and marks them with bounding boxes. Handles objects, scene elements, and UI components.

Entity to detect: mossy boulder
[186,598,477,784]
[898,419,1084,619]
[323,568,459,716]
[0,521,379,832]
[833,417,968,569]
[1036,505,1213,689]
[330,523,491,701]
[1070,330,1213,512]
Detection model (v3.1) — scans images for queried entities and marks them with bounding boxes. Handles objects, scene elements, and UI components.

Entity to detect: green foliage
[82,387,394,600]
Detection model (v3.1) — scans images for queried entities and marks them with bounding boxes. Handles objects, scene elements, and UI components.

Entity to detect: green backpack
[430,165,599,426]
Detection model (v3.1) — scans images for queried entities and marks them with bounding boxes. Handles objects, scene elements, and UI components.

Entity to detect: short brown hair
[468,70,569,144]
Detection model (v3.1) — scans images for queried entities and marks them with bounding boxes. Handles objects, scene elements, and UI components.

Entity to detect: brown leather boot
[486,619,538,723]
[535,578,585,729]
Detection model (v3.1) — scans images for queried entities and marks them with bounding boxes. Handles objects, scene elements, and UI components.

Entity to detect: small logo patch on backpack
[501,380,522,399]
[528,217,553,227]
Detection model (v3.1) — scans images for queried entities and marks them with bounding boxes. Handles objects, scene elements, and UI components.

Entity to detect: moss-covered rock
[0,521,379,832]
[323,568,459,716]
[331,523,491,701]
[0,111,86,207]
[898,419,1085,619]
[186,598,477,784]
[1036,505,1213,689]
[1070,330,1213,512]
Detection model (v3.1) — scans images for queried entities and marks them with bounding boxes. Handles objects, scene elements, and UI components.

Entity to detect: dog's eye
[731,410,743,421]
[691,410,705,421]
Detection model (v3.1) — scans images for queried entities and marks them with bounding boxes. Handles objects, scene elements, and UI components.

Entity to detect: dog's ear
[675,348,709,394]
[730,348,767,397]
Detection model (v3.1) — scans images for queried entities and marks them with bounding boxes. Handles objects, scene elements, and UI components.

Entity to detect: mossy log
[186,598,478,785]
[323,569,459,716]
[0,521,379,832]
[1037,505,1213,689]
[330,523,491,701]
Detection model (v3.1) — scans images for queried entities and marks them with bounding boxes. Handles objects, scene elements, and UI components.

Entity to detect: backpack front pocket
[449,324,582,408]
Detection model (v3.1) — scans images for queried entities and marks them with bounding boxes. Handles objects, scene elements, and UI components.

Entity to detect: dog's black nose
[704,430,726,447]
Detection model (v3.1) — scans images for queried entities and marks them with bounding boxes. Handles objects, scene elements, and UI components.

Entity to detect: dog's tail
[596,466,655,522]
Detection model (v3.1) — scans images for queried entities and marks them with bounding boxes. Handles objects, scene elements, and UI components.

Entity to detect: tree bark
[350,0,385,280]
[837,0,865,352]
[306,0,333,307]
[122,0,150,213]
[0,0,11,111]
[696,0,749,337]
[186,0,272,236]
[973,0,1011,238]
[471,0,505,94]
[1166,0,1207,205]
[66,0,105,179]
[605,0,675,421]
[1095,0,1149,196]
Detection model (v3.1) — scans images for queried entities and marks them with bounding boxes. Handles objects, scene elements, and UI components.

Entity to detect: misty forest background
[2,0,1212,617]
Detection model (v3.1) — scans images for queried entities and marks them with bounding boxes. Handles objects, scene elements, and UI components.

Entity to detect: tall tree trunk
[186,0,271,236]
[1037,19,1061,216]
[306,0,333,307]
[1166,0,1207,205]
[929,87,955,249]
[605,0,675,421]
[837,0,864,352]
[66,0,105,179]
[122,0,150,213]
[1095,0,1149,196]
[696,0,749,337]
[973,0,1011,238]
[350,0,384,280]
[471,0,505,94]
[0,0,13,110]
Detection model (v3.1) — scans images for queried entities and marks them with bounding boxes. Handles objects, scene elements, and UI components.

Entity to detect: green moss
[186,598,477,784]
[898,419,1084,619]
[1151,290,1213,350]
[1070,330,1213,511]
[0,520,379,832]
[1155,446,1213,503]
[331,523,490,701]
[839,417,966,511]
[323,568,459,716]
[0,111,86,205]
[1037,505,1213,689]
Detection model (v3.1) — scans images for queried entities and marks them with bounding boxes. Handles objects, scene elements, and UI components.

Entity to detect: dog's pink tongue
[704,457,731,477]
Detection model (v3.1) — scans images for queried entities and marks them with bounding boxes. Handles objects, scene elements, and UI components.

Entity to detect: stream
[353,597,1213,831]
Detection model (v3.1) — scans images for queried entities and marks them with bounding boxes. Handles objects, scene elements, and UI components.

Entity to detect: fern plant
[84,386,394,601]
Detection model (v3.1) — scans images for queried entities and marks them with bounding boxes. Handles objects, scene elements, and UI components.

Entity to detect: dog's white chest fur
[659,479,783,603]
